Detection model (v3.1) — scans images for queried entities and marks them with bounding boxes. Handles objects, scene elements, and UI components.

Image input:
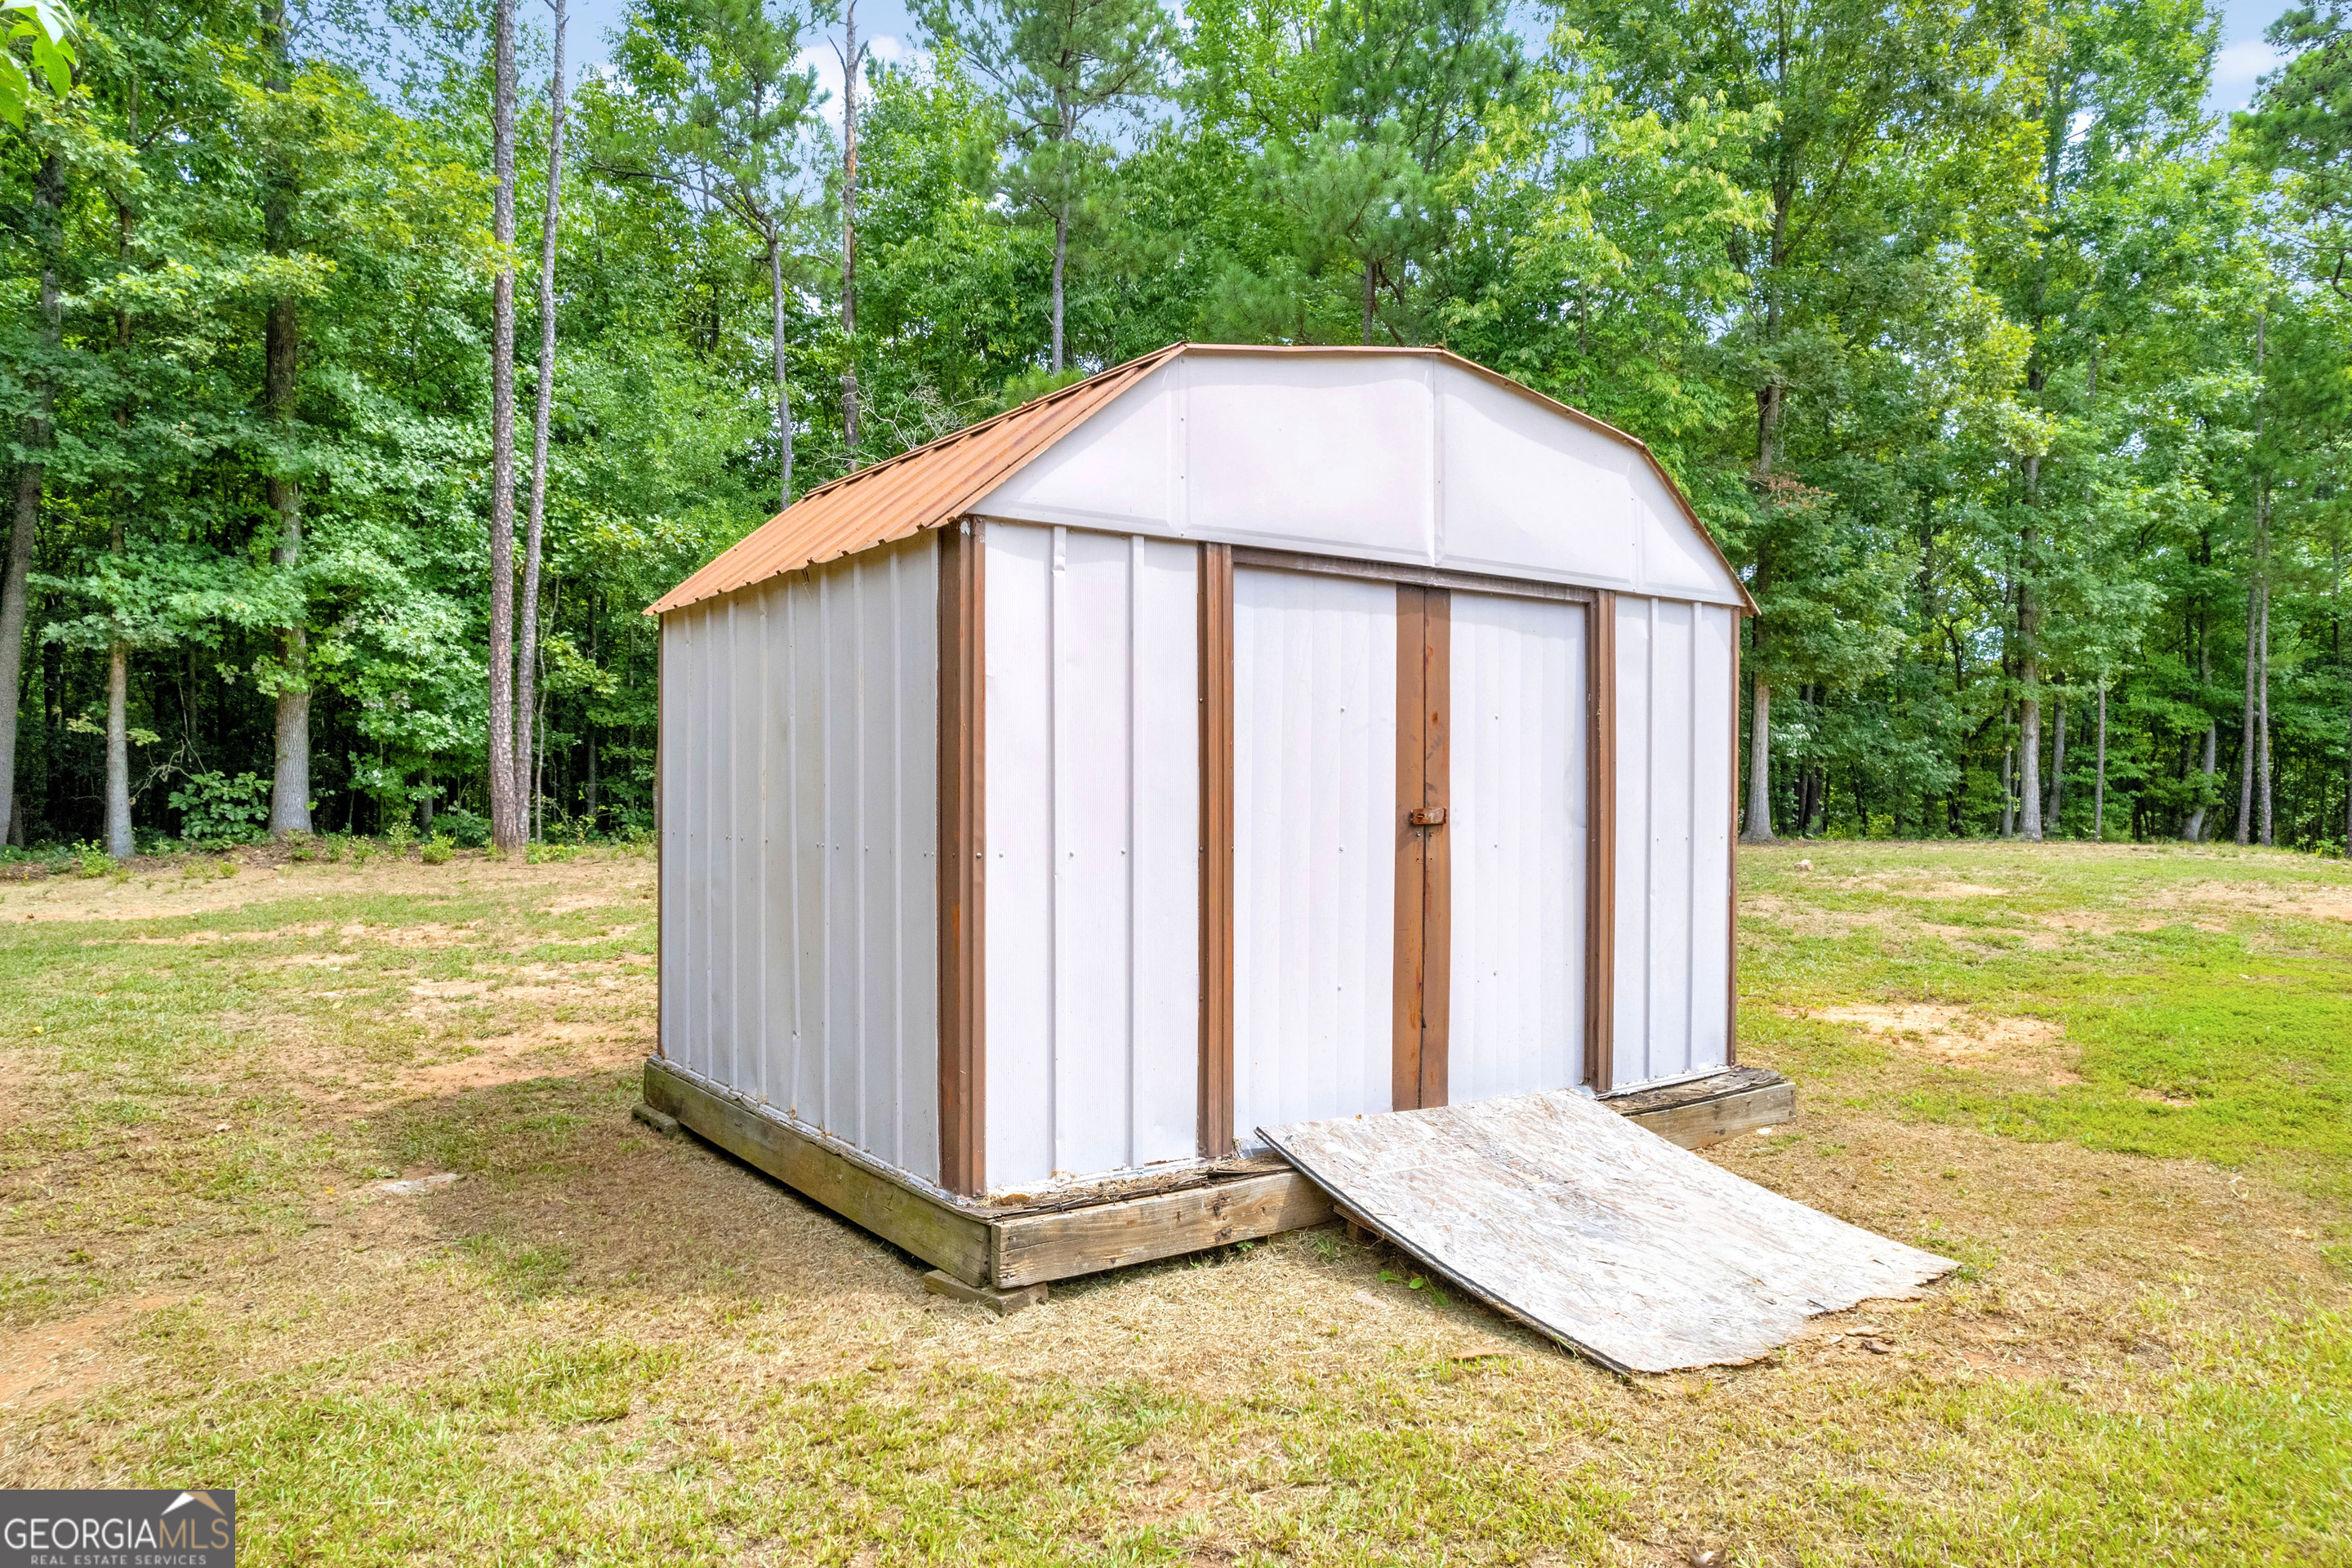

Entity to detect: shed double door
[1229,565,1589,1147]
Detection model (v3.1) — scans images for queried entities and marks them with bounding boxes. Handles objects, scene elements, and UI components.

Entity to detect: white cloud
[797,33,931,129]
[2209,37,2287,113]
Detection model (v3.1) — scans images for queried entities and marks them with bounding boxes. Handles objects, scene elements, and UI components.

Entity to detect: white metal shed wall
[1610,595,1737,1089]
[982,523,1201,1190]
[973,353,1747,608]
[658,536,942,1182]
[1232,567,1398,1143]
[1448,593,1589,1101]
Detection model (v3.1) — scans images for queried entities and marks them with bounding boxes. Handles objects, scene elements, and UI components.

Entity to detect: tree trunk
[518,0,567,829]
[768,232,793,508]
[1051,198,1068,372]
[2186,617,2214,841]
[2047,695,2066,831]
[105,635,131,859]
[1741,679,1773,842]
[2094,679,2108,842]
[840,0,861,462]
[2258,576,2273,847]
[2017,470,2042,841]
[2239,306,2269,849]
[0,153,61,849]
[487,0,524,852]
[2237,572,2257,846]
[261,0,311,837]
[1999,697,2015,837]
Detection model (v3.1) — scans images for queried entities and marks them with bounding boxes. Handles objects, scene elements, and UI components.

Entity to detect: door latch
[1407,807,1447,827]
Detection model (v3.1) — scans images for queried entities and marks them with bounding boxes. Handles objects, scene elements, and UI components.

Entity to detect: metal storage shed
[643,343,1776,1298]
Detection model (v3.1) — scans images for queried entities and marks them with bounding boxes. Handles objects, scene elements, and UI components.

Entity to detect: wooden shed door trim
[1394,586,1451,1111]
[1584,590,1618,1092]
[938,519,987,1196]
[1198,542,1236,1158]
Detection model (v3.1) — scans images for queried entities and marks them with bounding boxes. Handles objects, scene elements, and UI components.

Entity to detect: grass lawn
[2,840,2347,1566]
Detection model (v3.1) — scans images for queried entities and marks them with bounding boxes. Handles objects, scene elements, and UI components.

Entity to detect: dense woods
[2,0,2349,853]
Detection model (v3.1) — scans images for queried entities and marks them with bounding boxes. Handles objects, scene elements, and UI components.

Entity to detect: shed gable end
[973,351,1747,608]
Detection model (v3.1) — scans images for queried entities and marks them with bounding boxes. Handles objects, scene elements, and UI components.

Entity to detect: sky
[515,0,2296,130]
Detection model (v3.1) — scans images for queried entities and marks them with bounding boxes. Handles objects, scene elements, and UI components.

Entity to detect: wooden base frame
[647,1058,1334,1290]
[648,1056,1788,1293]
[1604,1066,1792,1149]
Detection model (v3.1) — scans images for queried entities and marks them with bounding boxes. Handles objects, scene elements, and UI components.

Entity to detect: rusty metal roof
[648,344,1185,616]
[649,341,1753,617]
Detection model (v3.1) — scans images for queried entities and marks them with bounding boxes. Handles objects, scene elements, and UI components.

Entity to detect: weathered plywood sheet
[1261,1089,1953,1374]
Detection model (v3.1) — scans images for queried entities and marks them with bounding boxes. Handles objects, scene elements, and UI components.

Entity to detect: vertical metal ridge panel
[982,523,1056,1186]
[661,537,939,1181]
[822,566,856,1142]
[1448,594,1588,1102]
[901,544,944,1183]
[761,575,798,1120]
[1606,594,1732,1091]
[658,615,688,1070]
[1690,604,1735,1067]
[1648,599,1695,1079]
[1612,595,1654,1085]
[788,569,827,1121]
[982,523,1199,1191]
[1134,537,1203,1163]
[698,603,726,1085]
[1233,568,1396,1143]
[731,593,765,1103]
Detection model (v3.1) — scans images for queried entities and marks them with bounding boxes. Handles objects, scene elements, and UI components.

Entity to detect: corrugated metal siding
[657,535,940,1181]
[1448,593,1588,1101]
[1610,595,1735,1089]
[1232,567,1398,1142]
[983,523,1201,1190]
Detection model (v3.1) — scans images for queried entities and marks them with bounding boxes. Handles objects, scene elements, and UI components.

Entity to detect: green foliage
[439,807,492,849]
[0,0,73,128]
[166,773,272,848]
[2,0,2350,862]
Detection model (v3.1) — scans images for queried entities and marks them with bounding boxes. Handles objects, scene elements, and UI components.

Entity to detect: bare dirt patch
[1813,1004,2078,1082]
[0,1297,179,1410]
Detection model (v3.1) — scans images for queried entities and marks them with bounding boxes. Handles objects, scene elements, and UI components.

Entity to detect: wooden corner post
[1585,590,1618,1093]
[1198,542,1236,1159]
[938,519,987,1196]
[1394,585,1451,1111]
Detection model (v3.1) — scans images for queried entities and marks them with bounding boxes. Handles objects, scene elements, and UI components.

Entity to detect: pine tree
[924,0,1172,370]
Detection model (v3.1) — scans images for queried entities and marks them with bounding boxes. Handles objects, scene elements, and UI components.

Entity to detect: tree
[0,0,73,847]
[517,0,568,837]
[595,0,818,505]
[484,0,524,849]
[835,0,866,458]
[256,0,314,837]
[924,0,1172,370]
[1557,0,2026,842]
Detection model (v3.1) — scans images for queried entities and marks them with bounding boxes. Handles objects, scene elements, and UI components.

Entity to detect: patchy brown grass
[1,843,2345,1565]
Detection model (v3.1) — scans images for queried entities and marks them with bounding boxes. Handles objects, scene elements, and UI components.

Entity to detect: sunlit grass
[2,843,2346,1565]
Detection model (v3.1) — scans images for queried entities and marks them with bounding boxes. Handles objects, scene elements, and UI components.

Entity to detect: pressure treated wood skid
[644,1056,1792,1292]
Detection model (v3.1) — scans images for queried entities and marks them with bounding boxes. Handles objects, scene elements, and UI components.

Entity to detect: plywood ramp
[1259,1089,1953,1374]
